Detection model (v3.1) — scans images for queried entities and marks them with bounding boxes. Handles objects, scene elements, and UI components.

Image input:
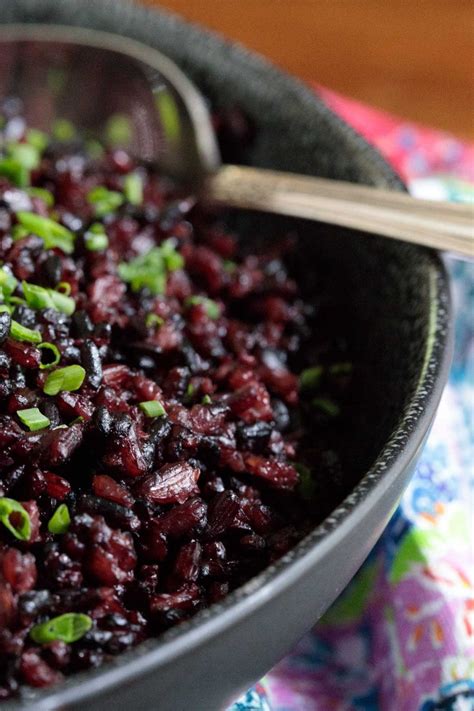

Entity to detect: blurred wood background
[142,0,474,140]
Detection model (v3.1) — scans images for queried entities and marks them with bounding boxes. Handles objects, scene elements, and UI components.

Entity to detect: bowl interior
[0,2,435,504]
[0,1,451,707]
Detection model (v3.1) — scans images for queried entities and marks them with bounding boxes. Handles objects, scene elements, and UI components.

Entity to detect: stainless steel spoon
[0,24,472,257]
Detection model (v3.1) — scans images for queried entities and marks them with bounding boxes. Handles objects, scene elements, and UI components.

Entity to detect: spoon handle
[206,165,473,258]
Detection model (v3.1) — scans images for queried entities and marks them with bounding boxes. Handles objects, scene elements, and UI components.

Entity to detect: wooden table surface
[142,0,474,141]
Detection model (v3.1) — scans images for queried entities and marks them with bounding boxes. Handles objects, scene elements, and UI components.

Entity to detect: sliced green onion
[118,241,183,295]
[49,290,75,315]
[185,295,220,320]
[155,90,181,142]
[10,320,42,343]
[30,613,92,644]
[22,281,75,316]
[38,342,61,370]
[17,407,50,432]
[8,296,26,307]
[48,504,71,534]
[0,141,41,188]
[26,128,49,153]
[84,223,109,252]
[16,212,75,254]
[299,366,323,391]
[223,260,237,273]
[85,232,109,252]
[43,365,85,396]
[328,362,353,376]
[88,222,106,234]
[105,114,132,146]
[11,224,29,241]
[85,139,104,160]
[145,313,164,329]
[300,363,352,391]
[0,497,31,541]
[123,172,143,206]
[21,281,54,310]
[7,142,40,171]
[69,416,84,426]
[26,187,54,207]
[56,282,71,296]
[47,68,66,95]
[0,266,18,299]
[0,157,28,188]
[185,383,195,399]
[87,186,123,217]
[202,394,212,405]
[160,239,184,272]
[52,118,76,142]
[295,463,316,501]
[311,397,340,417]
[139,400,167,418]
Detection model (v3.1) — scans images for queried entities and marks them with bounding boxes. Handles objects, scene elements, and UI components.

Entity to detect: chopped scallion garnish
[43,365,85,396]
[17,407,50,432]
[145,313,164,329]
[26,128,49,153]
[0,157,28,188]
[69,416,84,426]
[123,172,143,206]
[49,290,75,315]
[0,266,18,299]
[10,320,42,343]
[21,280,56,310]
[299,366,323,391]
[8,296,26,307]
[139,400,167,418]
[311,397,340,417]
[223,260,237,273]
[52,118,76,142]
[328,362,353,376]
[7,142,40,171]
[105,114,132,146]
[85,139,104,160]
[118,240,183,295]
[185,295,220,320]
[11,224,29,241]
[47,68,66,95]
[160,238,184,272]
[22,281,75,316]
[0,497,31,541]
[30,613,92,644]
[56,281,71,296]
[202,394,212,405]
[87,186,123,217]
[38,342,61,370]
[16,212,75,254]
[84,222,109,251]
[26,187,54,207]
[295,463,316,501]
[48,504,71,534]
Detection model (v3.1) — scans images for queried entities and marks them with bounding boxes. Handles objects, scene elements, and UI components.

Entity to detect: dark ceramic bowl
[1,2,452,710]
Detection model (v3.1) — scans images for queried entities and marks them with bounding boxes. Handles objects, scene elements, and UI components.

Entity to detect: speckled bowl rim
[0,3,453,708]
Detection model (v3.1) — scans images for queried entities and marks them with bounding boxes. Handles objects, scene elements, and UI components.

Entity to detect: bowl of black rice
[0,3,452,710]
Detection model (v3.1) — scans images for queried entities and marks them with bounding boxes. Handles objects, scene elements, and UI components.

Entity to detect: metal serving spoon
[0,24,472,257]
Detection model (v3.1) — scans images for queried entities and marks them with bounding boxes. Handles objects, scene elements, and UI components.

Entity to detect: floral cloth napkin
[229,91,474,711]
